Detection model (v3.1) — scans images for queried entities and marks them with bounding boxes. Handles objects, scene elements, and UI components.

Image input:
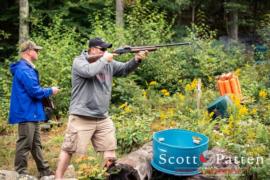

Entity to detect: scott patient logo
[158,148,265,166]
[158,150,208,165]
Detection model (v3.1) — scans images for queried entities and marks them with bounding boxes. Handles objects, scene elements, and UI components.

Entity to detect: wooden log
[107,142,152,180]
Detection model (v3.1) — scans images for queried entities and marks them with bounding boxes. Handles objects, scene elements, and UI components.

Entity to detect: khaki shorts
[61,114,117,154]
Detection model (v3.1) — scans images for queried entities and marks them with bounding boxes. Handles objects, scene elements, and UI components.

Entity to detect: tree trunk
[19,0,29,44]
[116,0,124,28]
[228,10,238,41]
[191,5,195,23]
[252,0,258,42]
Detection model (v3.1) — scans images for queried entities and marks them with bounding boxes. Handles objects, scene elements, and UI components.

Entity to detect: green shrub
[32,14,85,115]
[88,0,175,104]
[0,60,13,133]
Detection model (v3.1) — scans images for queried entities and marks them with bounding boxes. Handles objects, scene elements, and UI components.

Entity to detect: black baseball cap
[88,37,112,49]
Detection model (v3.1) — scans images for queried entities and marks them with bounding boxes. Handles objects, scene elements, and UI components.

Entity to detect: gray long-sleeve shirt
[69,51,140,118]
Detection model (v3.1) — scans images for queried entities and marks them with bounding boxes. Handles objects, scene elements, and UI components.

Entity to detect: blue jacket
[9,59,53,124]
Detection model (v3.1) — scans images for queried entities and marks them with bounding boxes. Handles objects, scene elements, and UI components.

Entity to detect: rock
[203,147,239,169]
[0,168,77,180]
[40,175,55,180]
[40,124,52,131]
[0,170,37,180]
[63,165,76,179]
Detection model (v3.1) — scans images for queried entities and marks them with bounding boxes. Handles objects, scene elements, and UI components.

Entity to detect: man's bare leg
[103,150,116,168]
[55,150,72,179]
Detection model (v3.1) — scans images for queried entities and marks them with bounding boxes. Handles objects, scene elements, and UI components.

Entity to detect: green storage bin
[207,95,233,118]
[254,44,268,63]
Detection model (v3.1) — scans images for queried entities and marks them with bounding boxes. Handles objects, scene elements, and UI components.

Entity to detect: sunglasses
[29,48,39,53]
[96,47,107,51]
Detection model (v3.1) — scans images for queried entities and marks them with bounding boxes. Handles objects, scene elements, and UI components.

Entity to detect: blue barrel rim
[153,128,209,149]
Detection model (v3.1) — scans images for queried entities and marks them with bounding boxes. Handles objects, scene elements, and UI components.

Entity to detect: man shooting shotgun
[55,37,148,179]
[55,37,190,179]
[88,42,191,62]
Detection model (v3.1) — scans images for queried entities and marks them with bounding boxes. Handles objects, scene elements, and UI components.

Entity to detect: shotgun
[88,42,191,61]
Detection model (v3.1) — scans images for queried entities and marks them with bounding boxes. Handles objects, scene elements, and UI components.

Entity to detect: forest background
[0,0,270,179]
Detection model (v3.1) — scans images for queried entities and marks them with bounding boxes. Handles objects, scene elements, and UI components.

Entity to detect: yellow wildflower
[198,117,210,126]
[250,108,257,115]
[259,90,267,99]
[222,126,231,136]
[79,163,88,170]
[161,89,168,93]
[164,92,170,96]
[185,79,198,92]
[247,129,256,142]
[209,112,215,118]
[168,108,175,117]
[239,106,248,116]
[230,94,241,107]
[235,68,241,76]
[170,121,176,127]
[149,81,157,86]
[143,90,147,98]
[160,111,167,120]
[160,89,170,96]
[247,145,267,156]
[178,93,185,102]
[185,84,192,91]
[191,79,198,89]
[119,102,128,109]
[124,106,132,113]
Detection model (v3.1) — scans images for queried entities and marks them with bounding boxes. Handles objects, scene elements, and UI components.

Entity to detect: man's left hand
[135,50,148,62]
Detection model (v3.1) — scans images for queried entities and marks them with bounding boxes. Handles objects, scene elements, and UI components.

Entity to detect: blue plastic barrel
[151,129,209,176]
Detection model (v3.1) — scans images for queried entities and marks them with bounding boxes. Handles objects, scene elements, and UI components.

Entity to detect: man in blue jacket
[9,40,60,178]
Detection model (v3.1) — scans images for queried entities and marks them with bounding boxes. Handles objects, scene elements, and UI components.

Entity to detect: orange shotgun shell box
[216,72,242,97]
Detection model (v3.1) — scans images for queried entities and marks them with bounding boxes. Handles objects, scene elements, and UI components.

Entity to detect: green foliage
[73,155,107,180]
[88,0,175,104]
[0,30,10,41]
[138,24,246,93]
[0,60,13,133]
[31,14,84,115]
[257,13,270,46]
[249,158,270,180]
[224,2,248,12]
[113,112,153,154]
[125,1,174,45]
[88,0,173,46]
[111,75,143,104]
[153,0,191,12]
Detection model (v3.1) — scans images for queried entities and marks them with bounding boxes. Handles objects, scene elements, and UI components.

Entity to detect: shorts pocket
[62,126,78,153]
